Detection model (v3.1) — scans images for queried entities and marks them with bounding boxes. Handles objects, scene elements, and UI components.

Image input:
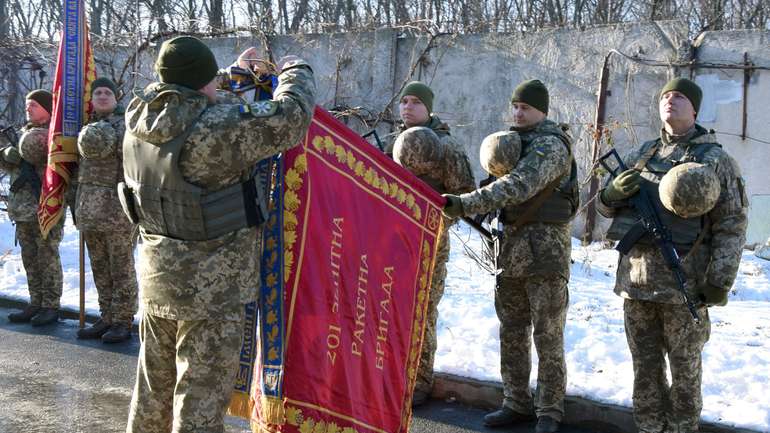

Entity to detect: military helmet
[18,128,49,167]
[393,126,446,176]
[479,131,521,178]
[78,121,117,160]
[659,162,720,218]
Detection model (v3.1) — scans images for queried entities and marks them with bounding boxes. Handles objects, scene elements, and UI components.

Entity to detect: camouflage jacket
[76,109,134,232]
[0,122,48,222]
[597,126,748,304]
[124,60,315,321]
[459,119,573,280]
[459,119,571,216]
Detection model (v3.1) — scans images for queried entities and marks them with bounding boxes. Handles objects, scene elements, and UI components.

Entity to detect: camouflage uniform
[458,119,573,421]
[0,123,64,309]
[76,109,138,326]
[598,126,748,433]
[125,61,315,433]
[392,115,476,394]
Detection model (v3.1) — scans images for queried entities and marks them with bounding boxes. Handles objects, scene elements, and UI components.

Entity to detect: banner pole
[79,232,85,328]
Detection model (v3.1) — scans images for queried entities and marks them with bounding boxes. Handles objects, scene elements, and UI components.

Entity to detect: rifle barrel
[461,216,494,242]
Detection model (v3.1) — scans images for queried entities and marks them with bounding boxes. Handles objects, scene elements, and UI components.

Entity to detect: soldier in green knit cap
[388,80,475,406]
[443,79,578,433]
[3,89,65,327]
[598,77,748,433]
[122,36,316,432]
[75,76,138,343]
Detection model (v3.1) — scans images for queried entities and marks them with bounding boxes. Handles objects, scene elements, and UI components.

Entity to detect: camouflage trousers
[415,226,449,394]
[83,229,138,325]
[624,299,710,433]
[15,220,64,309]
[126,311,245,433]
[496,274,568,421]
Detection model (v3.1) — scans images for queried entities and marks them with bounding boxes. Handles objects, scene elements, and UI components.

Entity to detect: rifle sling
[616,221,646,255]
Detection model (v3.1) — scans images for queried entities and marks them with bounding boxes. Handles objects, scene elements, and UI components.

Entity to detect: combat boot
[483,407,535,427]
[535,416,560,433]
[8,305,41,323]
[102,323,131,343]
[77,319,111,339]
[30,308,59,326]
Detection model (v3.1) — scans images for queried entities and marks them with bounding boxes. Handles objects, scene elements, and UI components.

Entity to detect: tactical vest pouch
[200,177,265,239]
[606,180,703,248]
[501,184,575,227]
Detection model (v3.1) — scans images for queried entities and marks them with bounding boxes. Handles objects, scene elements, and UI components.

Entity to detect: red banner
[251,107,446,433]
[38,0,95,236]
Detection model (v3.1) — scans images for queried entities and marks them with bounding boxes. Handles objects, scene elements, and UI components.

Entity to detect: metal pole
[583,52,612,244]
[741,52,752,141]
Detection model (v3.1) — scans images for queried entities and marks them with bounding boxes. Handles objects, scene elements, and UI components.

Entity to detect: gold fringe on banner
[251,419,278,433]
[260,395,285,426]
[227,392,252,419]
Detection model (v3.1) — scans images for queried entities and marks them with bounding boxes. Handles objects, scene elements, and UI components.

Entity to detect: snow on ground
[438,223,770,432]
[1,215,769,431]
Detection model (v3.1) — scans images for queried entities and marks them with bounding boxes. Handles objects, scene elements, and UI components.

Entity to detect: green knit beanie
[510,79,549,114]
[91,77,118,97]
[399,81,434,113]
[154,36,219,90]
[26,89,53,114]
[660,78,702,113]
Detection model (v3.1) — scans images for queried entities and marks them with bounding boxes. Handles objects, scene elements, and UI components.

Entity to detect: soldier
[75,77,138,343]
[2,90,64,326]
[442,80,577,433]
[597,78,748,433]
[121,36,315,433]
[390,81,476,406]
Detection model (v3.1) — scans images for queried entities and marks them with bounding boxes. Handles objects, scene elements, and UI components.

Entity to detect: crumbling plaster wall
[4,23,768,244]
[690,30,770,246]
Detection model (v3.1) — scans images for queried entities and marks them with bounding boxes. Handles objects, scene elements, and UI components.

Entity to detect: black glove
[697,283,729,307]
[601,169,642,203]
[442,194,464,218]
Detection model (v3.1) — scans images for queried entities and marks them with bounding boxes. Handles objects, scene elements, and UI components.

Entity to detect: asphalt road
[0,306,596,433]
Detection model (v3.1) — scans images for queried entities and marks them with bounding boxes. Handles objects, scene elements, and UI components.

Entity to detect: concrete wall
[691,30,770,246]
[3,23,768,244]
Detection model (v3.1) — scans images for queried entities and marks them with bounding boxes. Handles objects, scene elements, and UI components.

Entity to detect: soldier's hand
[2,145,21,165]
[697,283,728,307]
[237,47,260,70]
[602,169,642,203]
[278,55,302,71]
[442,194,464,218]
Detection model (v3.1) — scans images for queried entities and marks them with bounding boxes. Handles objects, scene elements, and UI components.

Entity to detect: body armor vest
[502,125,579,225]
[606,138,721,248]
[120,118,267,241]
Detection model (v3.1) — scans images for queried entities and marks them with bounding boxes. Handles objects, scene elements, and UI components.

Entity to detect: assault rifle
[362,129,385,153]
[599,148,700,322]
[1,125,42,198]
